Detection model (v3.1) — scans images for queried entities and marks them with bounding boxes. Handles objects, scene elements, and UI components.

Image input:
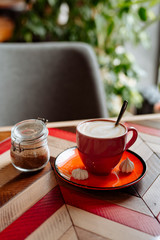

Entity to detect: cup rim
[76,118,127,140]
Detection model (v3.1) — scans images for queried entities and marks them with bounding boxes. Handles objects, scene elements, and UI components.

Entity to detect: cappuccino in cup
[78,121,126,138]
[76,119,138,175]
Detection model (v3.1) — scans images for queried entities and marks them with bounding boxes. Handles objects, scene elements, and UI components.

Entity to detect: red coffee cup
[76,119,138,175]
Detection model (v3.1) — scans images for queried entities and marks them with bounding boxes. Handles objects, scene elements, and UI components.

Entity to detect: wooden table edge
[0,113,160,132]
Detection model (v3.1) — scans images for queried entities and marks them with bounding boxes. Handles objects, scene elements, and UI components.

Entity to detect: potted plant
[10,0,160,116]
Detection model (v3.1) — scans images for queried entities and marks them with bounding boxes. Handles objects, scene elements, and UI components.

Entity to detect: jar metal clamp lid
[11,118,48,152]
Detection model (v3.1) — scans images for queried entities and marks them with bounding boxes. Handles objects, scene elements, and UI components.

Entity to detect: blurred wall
[126,5,160,88]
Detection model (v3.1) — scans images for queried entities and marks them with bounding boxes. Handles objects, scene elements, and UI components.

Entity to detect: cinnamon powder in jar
[10,119,50,172]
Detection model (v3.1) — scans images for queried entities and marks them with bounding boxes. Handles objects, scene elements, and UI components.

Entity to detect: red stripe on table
[0,129,76,155]
[125,122,160,137]
[48,128,76,142]
[0,138,11,154]
[0,186,64,240]
[60,186,160,236]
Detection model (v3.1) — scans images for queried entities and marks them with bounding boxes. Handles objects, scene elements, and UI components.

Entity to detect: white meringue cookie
[119,157,134,173]
[72,168,88,180]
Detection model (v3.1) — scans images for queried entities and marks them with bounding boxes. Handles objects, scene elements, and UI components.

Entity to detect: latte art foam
[78,121,126,138]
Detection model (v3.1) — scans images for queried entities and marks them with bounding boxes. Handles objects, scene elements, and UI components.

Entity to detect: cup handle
[125,127,138,150]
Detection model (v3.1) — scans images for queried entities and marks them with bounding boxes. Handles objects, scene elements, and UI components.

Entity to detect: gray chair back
[0,42,108,126]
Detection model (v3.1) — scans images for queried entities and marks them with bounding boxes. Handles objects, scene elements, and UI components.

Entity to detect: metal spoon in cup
[115,100,128,126]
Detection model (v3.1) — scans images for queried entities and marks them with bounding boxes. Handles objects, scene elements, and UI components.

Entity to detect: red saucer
[53,147,146,190]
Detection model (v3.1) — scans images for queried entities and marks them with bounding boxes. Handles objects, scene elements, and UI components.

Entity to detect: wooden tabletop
[0,114,160,240]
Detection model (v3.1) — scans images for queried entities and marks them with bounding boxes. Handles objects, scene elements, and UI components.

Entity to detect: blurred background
[0,0,160,117]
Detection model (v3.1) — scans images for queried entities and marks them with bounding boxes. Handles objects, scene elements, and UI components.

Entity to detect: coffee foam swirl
[78,121,125,138]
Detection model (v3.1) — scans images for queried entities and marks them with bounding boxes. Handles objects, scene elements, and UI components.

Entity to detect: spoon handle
[115,100,128,126]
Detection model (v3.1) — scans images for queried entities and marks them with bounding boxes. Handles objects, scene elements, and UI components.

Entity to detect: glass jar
[10,119,50,172]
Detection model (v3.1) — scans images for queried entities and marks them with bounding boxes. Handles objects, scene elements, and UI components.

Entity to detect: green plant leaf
[149,0,160,7]
[26,21,46,37]
[24,32,32,42]
[107,21,114,36]
[119,6,130,18]
[48,0,56,6]
[138,7,147,21]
